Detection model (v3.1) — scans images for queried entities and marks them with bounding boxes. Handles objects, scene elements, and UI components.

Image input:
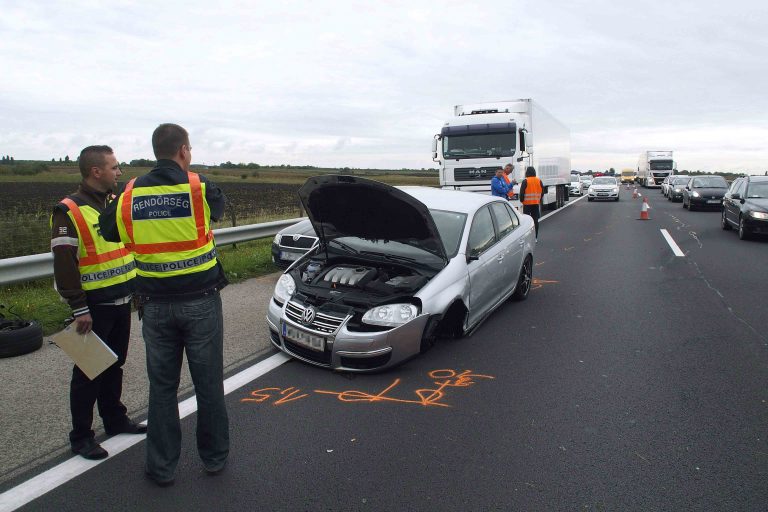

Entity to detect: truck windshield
[650,160,674,171]
[443,133,516,159]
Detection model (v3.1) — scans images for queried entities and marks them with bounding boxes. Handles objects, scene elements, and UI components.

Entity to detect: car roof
[745,175,768,182]
[398,186,504,214]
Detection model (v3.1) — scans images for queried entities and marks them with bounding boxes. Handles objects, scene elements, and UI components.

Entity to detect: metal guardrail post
[0,217,307,286]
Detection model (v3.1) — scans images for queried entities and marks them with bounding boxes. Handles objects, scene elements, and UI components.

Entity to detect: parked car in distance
[721,175,768,240]
[660,175,672,197]
[587,176,620,201]
[683,175,728,211]
[667,176,691,202]
[267,175,536,372]
[271,219,318,269]
[569,175,583,196]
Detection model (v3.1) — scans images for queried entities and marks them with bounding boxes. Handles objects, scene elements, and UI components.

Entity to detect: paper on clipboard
[51,325,118,380]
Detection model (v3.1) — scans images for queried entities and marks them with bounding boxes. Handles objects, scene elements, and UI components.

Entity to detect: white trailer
[432,99,571,209]
[638,150,675,188]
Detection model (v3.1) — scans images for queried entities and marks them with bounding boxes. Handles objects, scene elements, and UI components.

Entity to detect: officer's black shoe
[145,471,175,487]
[105,420,147,436]
[71,438,108,460]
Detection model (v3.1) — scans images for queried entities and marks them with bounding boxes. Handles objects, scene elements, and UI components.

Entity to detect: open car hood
[298,175,448,263]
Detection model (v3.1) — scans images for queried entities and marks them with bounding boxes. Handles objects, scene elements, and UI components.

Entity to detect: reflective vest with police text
[58,197,136,301]
[115,172,218,279]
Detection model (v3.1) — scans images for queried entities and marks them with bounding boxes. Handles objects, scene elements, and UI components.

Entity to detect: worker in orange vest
[502,163,517,200]
[519,166,544,241]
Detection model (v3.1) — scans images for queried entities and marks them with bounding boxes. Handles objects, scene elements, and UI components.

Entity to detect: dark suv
[721,175,768,240]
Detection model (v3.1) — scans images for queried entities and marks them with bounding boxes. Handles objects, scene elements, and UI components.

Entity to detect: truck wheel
[0,320,43,358]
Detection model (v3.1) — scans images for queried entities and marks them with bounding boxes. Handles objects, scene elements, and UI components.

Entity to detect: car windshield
[570,176,580,183]
[746,182,768,198]
[580,177,591,182]
[592,177,616,185]
[672,177,690,185]
[429,209,467,258]
[692,176,728,188]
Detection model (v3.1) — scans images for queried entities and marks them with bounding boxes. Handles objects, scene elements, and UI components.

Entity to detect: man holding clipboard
[51,145,146,460]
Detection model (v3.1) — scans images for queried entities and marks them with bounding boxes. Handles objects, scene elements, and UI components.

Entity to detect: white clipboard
[51,325,118,380]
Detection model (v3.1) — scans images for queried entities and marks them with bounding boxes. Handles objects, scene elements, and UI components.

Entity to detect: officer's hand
[74,313,93,334]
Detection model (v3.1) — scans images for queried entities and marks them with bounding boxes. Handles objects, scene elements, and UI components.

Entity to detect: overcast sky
[2,0,767,174]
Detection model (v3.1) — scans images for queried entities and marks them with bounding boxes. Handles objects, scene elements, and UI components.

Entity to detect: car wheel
[721,210,732,230]
[689,201,696,212]
[419,317,440,354]
[0,320,43,358]
[738,216,751,240]
[511,256,533,302]
[615,197,619,202]
[587,197,593,202]
[683,198,688,209]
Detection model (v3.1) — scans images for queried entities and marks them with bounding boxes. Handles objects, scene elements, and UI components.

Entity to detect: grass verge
[0,238,279,336]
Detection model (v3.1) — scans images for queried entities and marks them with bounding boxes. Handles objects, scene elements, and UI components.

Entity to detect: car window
[467,206,496,257]
[430,209,467,258]
[672,177,690,186]
[490,202,515,239]
[592,177,616,185]
[692,176,728,188]
[746,181,768,198]
[729,179,744,196]
[504,203,520,228]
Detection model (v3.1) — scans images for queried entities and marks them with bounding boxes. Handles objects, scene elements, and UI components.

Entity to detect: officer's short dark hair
[525,166,536,177]
[152,123,189,160]
[78,145,114,179]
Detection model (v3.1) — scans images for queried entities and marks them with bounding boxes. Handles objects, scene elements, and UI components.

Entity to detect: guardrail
[0,217,306,286]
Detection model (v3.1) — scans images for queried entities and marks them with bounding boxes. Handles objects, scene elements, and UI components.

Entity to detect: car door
[489,202,524,298]
[465,205,505,327]
[724,179,744,226]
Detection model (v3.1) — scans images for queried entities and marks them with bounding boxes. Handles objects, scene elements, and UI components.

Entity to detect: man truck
[432,99,571,210]
[638,150,675,188]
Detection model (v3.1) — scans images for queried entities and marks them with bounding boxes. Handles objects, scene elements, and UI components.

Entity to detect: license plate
[279,251,301,261]
[597,193,608,196]
[283,323,325,351]
[707,200,721,204]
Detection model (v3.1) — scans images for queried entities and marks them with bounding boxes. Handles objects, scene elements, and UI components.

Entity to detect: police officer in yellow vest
[519,166,545,241]
[51,145,145,461]
[99,124,228,487]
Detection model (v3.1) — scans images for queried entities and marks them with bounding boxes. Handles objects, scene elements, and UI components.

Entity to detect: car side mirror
[466,253,479,263]
[731,193,741,200]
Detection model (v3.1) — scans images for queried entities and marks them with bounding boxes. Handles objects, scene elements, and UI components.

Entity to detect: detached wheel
[721,210,732,230]
[0,320,43,358]
[511,256,533,302]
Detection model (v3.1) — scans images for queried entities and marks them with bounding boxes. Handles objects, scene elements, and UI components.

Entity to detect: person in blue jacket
[491,167,510,198]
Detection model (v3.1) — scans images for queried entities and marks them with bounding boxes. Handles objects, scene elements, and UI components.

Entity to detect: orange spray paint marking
[241,386,309,405]
[531,278,558,291]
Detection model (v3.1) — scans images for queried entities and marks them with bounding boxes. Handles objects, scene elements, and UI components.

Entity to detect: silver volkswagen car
[266,176,536,372]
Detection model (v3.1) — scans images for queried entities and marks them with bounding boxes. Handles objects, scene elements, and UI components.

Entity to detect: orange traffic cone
[639,197,650,220]
[632,187,638,199]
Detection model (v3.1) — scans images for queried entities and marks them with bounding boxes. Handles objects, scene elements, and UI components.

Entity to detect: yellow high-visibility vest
[58,197,136,293]
[116,172,218,279]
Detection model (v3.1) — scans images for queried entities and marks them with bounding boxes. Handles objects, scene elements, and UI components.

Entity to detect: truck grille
[285,300,348,334]
[453,167,499,182]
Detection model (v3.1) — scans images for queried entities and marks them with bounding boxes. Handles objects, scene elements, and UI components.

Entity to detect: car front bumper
[267,297,429,372]
[588,190,619,200]
[743,213,768,234]
[689,197,723,209]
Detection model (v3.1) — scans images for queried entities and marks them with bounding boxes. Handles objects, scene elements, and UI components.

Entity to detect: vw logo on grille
[293,234,301,241]
[302,306,316,325]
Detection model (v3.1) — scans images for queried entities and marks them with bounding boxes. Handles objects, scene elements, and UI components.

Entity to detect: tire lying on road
[0,320,43,358]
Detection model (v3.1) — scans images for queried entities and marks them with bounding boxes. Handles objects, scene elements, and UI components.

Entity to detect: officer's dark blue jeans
[142,292,229,480]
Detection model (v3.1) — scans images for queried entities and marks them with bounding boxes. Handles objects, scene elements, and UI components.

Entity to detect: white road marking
[660,229,685,257]
[0,352,290,512]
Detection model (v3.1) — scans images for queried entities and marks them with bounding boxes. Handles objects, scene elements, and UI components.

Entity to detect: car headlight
[749,211,768,219]
[674,188,681,192]
[273,274,296,304]
[588,188,594,194]
[691,191,700,198]
[362,303,419,327]
[273,233,281,245]
[612,187,618,193]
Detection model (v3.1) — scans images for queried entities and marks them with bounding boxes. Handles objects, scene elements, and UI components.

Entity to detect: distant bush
[5,163,50,176]
[240,174,248,179]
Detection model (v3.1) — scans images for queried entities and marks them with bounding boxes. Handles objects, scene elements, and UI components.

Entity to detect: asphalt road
[5,188,768,511]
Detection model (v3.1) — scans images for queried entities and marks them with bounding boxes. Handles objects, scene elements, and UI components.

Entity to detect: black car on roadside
[271,219,318,268]
[667,176,691,202]
[682,175,728,211]
[721,175,768,240]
